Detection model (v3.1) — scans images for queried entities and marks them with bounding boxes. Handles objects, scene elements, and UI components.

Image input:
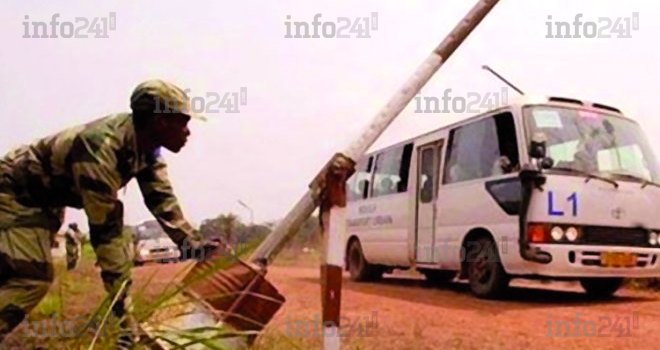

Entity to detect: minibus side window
[371,143,413,197]
[419,148,435,203]
[347,156,373,202]
[443,112,519,184]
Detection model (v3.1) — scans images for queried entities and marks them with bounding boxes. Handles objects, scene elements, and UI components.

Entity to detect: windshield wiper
[605,172,660,189]
[551,166,619,188]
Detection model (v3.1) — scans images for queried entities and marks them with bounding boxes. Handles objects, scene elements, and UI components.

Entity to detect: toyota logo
[611,207,625,220]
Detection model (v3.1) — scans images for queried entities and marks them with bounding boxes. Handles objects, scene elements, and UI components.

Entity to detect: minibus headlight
[650,232,658,246]
[565,227,579,242]
[551,226,564,241]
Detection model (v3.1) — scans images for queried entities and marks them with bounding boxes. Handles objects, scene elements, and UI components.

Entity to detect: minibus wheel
[579,277,624,299]
[347,239,383,282]
[467,236,510,299]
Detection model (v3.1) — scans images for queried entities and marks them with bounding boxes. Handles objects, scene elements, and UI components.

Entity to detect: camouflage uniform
[0,80,202,343]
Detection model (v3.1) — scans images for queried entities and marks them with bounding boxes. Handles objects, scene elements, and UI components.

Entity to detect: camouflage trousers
[0,190,134,343]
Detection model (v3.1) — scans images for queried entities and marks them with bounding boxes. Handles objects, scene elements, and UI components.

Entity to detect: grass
[11,256,106,349]
[5,236,246,349]
[81,241,96,261]
[38,236,284,350]
[33,288,63,319]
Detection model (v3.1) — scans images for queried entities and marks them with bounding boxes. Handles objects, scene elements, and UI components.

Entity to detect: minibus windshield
[523,106,660,183]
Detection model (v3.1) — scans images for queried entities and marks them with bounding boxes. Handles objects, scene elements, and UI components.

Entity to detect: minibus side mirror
[528,132,547,159]
[540,157,554,169]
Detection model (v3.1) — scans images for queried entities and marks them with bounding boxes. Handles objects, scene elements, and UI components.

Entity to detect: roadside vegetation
[4,213,323,350]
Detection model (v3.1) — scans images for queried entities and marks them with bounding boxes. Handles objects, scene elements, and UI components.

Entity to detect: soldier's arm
[136,153,198,246]
[70,136,124,250]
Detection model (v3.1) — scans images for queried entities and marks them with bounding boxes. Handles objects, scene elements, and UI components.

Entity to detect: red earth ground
[5,261,660,350]
[146,262,660,350]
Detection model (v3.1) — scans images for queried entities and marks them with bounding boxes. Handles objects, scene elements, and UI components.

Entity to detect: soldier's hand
[178,238,222,262]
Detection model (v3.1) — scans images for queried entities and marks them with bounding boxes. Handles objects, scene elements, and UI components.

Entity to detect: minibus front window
[523,106,660,183]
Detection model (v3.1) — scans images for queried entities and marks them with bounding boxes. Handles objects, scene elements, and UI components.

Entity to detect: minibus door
[415,140,443,263]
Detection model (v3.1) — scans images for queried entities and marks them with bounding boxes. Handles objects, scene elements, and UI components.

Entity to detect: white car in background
[134,237,181,265]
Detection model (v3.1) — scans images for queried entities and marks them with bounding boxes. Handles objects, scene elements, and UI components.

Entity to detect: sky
[1,0,658,231]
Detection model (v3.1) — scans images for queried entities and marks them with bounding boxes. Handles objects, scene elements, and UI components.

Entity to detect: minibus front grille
[582,226,649,247]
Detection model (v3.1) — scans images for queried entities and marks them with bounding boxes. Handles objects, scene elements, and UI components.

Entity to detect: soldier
[64,223,81,270]
[0,79,219,348]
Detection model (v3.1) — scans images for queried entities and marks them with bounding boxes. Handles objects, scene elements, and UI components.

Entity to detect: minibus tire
[347,240,383,282]
[467,236,510,299]
[579,277,624,299]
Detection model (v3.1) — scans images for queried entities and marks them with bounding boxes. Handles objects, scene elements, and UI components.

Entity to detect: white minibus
[344,95,660,299]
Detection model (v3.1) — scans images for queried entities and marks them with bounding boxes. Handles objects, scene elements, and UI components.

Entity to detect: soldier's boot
[112,296,138,350]
[116,320,138,350]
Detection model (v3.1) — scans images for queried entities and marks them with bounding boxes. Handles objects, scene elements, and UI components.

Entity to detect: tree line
[124,212,322,250]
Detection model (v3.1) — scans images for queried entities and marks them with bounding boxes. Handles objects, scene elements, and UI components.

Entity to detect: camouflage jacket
[0,113,196,247]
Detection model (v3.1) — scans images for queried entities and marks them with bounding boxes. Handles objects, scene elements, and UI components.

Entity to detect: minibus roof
[364,95,633,157]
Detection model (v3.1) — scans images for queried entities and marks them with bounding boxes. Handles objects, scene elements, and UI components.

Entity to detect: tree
[218,213,240,243]
[199,212,245,243]
[199,218,222,239]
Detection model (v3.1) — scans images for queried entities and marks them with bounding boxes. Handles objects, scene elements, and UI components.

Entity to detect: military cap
[130,79,206,121]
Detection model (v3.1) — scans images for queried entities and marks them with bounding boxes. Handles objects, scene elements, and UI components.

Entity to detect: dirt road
[10,258,659,350]
[231,266,660,350]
